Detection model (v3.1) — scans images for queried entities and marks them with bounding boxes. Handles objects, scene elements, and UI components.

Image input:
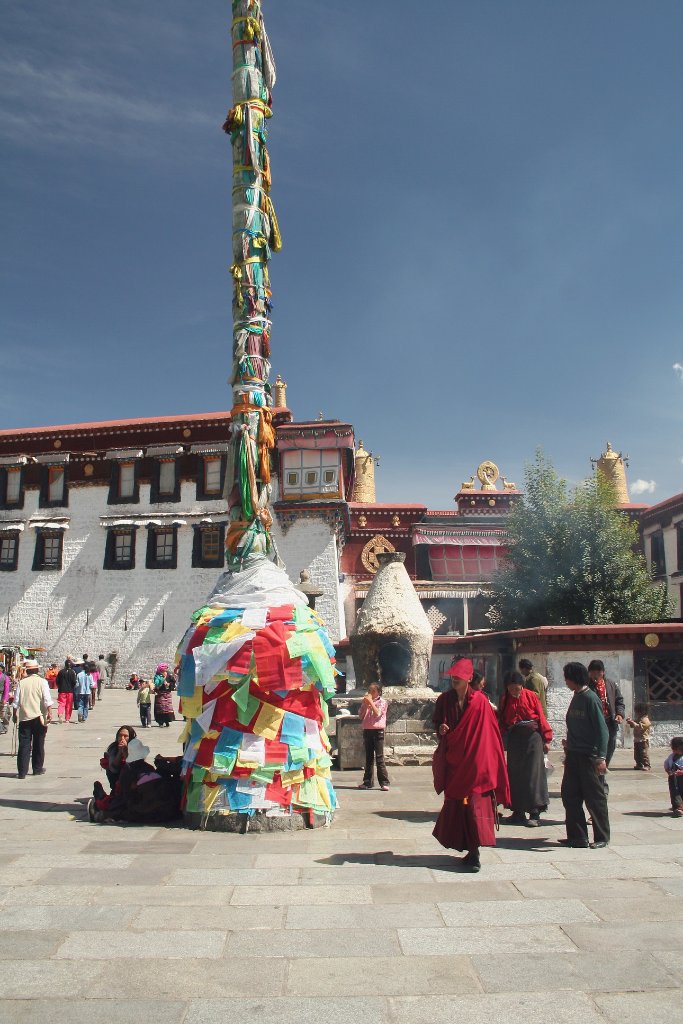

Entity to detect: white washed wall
[0,480,341,682]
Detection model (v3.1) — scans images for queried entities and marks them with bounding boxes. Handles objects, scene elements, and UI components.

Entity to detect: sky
[2,0,683,509]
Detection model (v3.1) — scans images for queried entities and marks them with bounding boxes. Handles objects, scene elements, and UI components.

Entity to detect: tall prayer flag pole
[174,1,338,832]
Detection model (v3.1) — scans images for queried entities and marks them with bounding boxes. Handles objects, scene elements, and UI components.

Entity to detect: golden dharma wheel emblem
[644,633,659,648]
[361,534,395,573]
[477,460,499,490]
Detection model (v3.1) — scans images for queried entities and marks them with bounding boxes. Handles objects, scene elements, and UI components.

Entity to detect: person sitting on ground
[498,670,553,827]
[664,736,683,818]
[626,703,652,771]
[127,673,140,691]
[89,737,182,824]
[101,725,137,789]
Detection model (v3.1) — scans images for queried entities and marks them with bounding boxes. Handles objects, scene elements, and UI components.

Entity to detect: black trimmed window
[0,467,24,510]
[33,530,64,571]
[104,528,136,570]
[39,464,68,508]
[650,530,666,578]
[196,455,226,501]
[108,461,140,505]
[192,523,225,568]
[146,526,178,569]
[0,533,19,572]
[150,459,181,504]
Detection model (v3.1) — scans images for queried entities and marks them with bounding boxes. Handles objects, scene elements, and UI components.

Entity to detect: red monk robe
[432,687,509,854]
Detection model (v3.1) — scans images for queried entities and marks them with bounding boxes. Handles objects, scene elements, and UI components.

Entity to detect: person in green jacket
[560,661,610,849]
[518,658,548,716]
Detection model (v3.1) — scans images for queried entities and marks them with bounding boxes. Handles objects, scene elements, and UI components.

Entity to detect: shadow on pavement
[0,797,82,813]
[316,851,460,868]
[374,810,438,823]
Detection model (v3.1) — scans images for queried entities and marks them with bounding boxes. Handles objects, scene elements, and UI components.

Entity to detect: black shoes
[33,769,46,776]
[590,841,609,849]
[506,812,527,825]
[558,838,589,848]
[462,851,481,872]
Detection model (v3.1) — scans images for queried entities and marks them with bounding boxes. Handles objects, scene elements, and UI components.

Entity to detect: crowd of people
[2,651,681,842]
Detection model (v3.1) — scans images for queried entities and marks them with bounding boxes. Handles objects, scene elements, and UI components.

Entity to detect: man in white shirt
[12,659,53,778]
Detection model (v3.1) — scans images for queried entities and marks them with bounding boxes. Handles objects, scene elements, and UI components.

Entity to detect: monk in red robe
[432,658,509,872]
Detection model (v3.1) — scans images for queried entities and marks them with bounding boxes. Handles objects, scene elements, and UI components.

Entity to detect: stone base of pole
[332,686,438,768]
[183,810,331,833]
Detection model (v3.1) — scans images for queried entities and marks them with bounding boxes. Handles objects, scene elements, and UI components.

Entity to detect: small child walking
[664,736,683,818]
[626,703,652,770]
[137,679,152,729]
[358,683,390,791]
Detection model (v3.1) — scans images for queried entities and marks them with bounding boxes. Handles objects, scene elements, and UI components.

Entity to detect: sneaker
[673,808,683,818]
[32,769,46,776]
[87,798,96,823]
[380,785,389,791]
[590,841,609,849]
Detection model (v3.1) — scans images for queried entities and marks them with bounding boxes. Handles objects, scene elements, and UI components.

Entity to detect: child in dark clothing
[664,736,683,818]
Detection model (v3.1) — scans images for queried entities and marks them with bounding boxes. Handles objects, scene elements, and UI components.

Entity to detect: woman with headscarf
[153,664,175,727]
[432,658,509,872]
[498,670,553,827]
[89,737,180,823]
[101,725,137,789]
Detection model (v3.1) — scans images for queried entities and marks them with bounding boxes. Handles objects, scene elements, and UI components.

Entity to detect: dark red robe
[432,687,510,851]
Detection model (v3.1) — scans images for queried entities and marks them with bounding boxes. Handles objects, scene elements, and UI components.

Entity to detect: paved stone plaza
[0,692,681,1023]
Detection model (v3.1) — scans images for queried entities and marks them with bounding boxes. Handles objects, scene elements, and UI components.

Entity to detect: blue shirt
[74,671,94,696]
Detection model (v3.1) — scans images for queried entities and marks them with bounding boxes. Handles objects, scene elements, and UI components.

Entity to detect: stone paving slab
[0,1000,187,1024]
[87,957,288,999]
[284,903,444,930]
[285,955,482,996]
[594,990,683,1024]
[398,924,576,955]
[512,877,662,899]
[226,926,401,958]
[436,897,598,926]
[229,884,373,905]
[0,906,135,931]
[389,992,607,1024]
[55,929,227,959]
[133,903,286,931]
[472,951,678,993]
[371,880,523,903]
[583,895,683,922]
[183,997,388,1024]
[563,920,683,951]
[0,692,681,1019]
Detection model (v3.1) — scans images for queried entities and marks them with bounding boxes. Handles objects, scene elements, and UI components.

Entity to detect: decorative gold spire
[274,374,287,408]
[592,441,630,504]
[352,440,377,503]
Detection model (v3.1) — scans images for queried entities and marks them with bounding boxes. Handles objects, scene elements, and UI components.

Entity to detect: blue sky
[2,1,682,508]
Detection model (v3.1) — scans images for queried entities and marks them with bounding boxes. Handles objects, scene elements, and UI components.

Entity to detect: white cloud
[673,363,683,381]
[630,479,656,496]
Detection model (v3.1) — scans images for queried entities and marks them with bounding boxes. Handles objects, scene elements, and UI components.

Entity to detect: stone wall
[0,481,341,682]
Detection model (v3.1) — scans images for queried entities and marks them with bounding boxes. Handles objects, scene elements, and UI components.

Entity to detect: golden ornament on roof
[477,460,499,491]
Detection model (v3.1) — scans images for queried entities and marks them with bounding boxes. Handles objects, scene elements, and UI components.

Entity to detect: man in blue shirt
[73,662,94,722]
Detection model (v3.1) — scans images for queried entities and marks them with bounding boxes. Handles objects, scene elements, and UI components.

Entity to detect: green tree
[488,450,672,628]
